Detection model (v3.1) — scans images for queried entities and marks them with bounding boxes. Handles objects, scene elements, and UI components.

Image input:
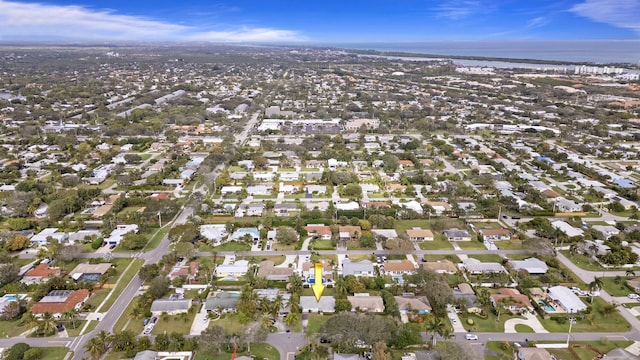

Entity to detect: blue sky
[0,0,638,42]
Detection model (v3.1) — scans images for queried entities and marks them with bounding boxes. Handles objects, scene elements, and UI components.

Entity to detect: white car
[465,334,478,340]
[628,293,640,299]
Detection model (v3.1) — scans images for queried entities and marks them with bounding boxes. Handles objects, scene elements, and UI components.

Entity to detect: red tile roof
[31,289,90,315]
[25,263,60,278]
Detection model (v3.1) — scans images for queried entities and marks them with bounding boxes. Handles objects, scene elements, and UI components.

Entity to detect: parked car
[628,293,640,299]
[143,317,150,326]
[56,323,64,332]
[465,334,478,340]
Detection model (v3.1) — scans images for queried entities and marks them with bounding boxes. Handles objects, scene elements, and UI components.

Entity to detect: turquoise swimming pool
[537,299,554,312]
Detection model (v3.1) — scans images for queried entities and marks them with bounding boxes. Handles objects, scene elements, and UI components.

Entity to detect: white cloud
[571,0,640,34]
[0,0,305,42]
[435,1,483,20]
[527,17,549,29]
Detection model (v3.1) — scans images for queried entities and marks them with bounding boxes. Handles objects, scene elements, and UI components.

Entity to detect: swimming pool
[537,299,554,312]
[2,295,17,302]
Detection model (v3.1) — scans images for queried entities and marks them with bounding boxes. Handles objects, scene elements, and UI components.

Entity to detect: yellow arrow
[311,262,325,302]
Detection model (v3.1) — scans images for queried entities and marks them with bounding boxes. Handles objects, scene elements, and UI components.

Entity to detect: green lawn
[99,258,144,312]
[306,313,330,334]
[271,243,298,251]
[468,254,505,263]
[418,238,454,250]
[495,239,523,250]
[210,241,251,252]
[346,241,376,250]
[539,298,630,333]
[242,255,286,265]
[143,226,168,251]
[114,296,145,335]
[85,288,111,310]
[514,324,534,333]
[423,254,461,263]
[456,240,488,250]
[0,317,30,337]
[310,239,335,250]
[152,309,197,335]
[560,251,606,271]
[66,320,97,337]
[457,308,519,332]
[211,313,245,336]
[600,276,634,297]
[194,343,279,360]
[38,347,71,360]
[395,220,431,234]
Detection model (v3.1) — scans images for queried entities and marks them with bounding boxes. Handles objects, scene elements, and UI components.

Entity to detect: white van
[465,334,478,340]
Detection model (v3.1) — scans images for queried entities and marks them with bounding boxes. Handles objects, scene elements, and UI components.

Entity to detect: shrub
[6,343,30,360]
[23,348,42,360]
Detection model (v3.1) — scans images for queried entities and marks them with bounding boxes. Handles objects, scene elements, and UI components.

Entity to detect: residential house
[257,261,293,281]
[302,262,333,283]
[510,258,549,275]
[199,224,228,243]
[304,185,327,195]
[274,203,299,217]
[205,291,241,313]
[30,228,68,246]
[348,294,385,313]
[150,294,192,316]
[220,186,243,195]
[423,201,452,216]
[300,296,335,313]
[31,289,90,318]
[547,286,587,313]
[231,228,260,242]
[305,224,332,240]
[345,118,380,131]
[382,260,416,276]
[490,288,533,313]
[68,263,111,283]
[254,289,291,315]
[371,229,398,240]
[214,260,250,279]
[592,225,620,239]
[406,229,434,242]
[478,228,511,242]
[338,226,361,240]
[443,228,472,241]
[342,259,374,277]
[554,197,582,213]
[168,261,200,284]
[21,263,61,285]
[551,221,584,237]
[105,224,139,245]
[420,260,457,275]
[462,258,506,275]
[627,277,640,293]
[247,185,272,196]
[395,294,432,314]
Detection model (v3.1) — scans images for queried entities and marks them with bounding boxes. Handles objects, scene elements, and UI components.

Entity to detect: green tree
[5,234,31,251]
[372,341,391,360]
[5,343,30,360]
[275,226,299,245]
[426,317,445,347]
[334,298,352,312]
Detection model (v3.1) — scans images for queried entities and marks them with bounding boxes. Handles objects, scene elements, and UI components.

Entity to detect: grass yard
[560,251,606,271]
[113,296,142,334]
[152,309,198,335]
[99,258,144,312]
[306,313,330,334]
[346,240,376,250]
[310,239,335,250]
[468,254,505,263]
[242,255,286,265]
[600,276,633,297]
[271,243,298,251]
[38,347,71,360]
[495,239,523,250]
[457,309,519,332]
[547,340,634,360]
[418,238,454,250]
[348,254,376,262]
[66,320,97,337]
[210,241,251,252]
[540,298,630,333]
[456,240,489,250]
[301,287,336,298]
[144,226,168,251]
[0,317,29,337]
[87,288,112,308]
[422,254,461,263]
[194,343,279,360]
[211,313,245,336]
[514,324,534,333]
[395,219,431,234]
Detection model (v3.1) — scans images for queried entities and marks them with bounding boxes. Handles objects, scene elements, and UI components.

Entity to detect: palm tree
[271,295,284,319]
[23,312,37,334]
[284,312,299,329]
[426,317,445,347]
[95,330,112,353]
[627,270,636,277]
[589,277,603,303]
[85,337,106,360]
[334,276,347,299]
[39,312,56,336]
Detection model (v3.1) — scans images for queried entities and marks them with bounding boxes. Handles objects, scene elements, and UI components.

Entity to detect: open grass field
[152,309,197,335]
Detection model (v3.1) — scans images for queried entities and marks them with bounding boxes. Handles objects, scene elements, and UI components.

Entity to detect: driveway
[277,255,298,270]
[447,306,467,333]
[266,333,306,360]
[190,304,209,335]
[504,313,549,333]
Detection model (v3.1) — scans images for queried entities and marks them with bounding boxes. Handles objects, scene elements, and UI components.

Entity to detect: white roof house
[336,201,360,211]
[215,260,250,279]
[462,258,506,274]
[548,286,587,313]
[31,228,68,246]
[300,296,335,313]
[220,186,243,195]
[551,221,584,237]
[105,224,139,245]
[199,224,228,243]
[510,258,549,274]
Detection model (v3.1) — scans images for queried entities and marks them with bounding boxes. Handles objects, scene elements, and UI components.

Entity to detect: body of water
[329,40,640,65]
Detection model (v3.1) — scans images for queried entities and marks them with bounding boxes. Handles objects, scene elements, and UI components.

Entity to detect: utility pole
[157,211,162,227]
[566,316,576,346]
